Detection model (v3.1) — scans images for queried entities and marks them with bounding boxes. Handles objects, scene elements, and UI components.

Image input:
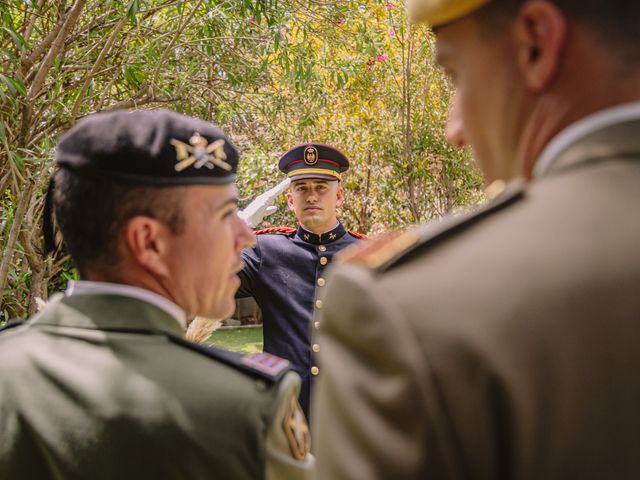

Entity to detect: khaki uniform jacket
[312,118,640,479]
[0,293,313,479]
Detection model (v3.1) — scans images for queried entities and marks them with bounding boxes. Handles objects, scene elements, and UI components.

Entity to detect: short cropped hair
[476,0,640,63]
[53,169,186,276]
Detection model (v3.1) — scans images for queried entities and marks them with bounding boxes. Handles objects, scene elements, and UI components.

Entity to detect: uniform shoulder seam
[166,333,291,383]
[379,179,526,272]
[337,179,526,271]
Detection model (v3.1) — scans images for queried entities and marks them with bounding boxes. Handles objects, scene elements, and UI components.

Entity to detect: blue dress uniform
[237,223,363,420]
[237,142,364,420]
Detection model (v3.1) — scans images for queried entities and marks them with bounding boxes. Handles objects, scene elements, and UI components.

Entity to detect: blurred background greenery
[0,0,482,324]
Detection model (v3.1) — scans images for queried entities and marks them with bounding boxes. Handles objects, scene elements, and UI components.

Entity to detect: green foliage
[229,0,482,232]
[0,0,483,322]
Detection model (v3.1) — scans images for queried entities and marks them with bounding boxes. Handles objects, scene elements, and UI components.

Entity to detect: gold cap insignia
[303,146,318,166]
[171,132,232,172]
[282,392,310,460]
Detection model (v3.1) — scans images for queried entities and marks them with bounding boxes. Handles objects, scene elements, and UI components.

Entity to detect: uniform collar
[32,291,185,337]
[534,101,640,178]
[66,280,187,329]
[297,222,346,245]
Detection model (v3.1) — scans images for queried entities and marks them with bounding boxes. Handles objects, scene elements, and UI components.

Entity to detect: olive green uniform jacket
[0,293,313,479]
[312,118,640,479]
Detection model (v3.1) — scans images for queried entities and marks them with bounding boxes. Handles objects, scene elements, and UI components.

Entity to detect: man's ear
[513,0,567,91]
[123,216,171,277]
[335,184,344,208]
[287,192,295,211]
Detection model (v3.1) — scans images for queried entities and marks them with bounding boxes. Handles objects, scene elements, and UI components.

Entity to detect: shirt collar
[66,280,187,329]
[296,222,346,245]
[534,101,640,178]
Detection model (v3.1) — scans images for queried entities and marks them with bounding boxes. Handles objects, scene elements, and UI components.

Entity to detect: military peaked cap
[407,0,491,27]
[55,109,239,185]
[278,143,349,181]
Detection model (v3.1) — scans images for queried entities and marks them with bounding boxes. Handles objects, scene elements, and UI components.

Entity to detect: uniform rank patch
[241,352,290,377]
[283,391,310,460]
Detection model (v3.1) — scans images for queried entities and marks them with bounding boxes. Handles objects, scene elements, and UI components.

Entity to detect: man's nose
[235,214,256,250]
[445,95,466,148]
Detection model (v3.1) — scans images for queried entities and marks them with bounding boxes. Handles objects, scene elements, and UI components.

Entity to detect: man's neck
[518,31,640,180]
[299,220,340,235]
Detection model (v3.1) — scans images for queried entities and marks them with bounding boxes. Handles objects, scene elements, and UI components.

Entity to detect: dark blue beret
[278,143,349,181]
[55,109,238,185]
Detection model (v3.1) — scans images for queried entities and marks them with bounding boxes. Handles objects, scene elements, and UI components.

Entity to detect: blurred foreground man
[0,110,313,479]
[313,0,640,479]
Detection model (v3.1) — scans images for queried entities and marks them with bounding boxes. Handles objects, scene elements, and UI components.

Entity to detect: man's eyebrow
[212,196,239,213]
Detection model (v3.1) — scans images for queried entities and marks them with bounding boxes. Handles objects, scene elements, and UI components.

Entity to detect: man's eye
[222,208,237,219]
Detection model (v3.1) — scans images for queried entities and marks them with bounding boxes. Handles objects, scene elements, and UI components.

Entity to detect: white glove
[239,178,291,228]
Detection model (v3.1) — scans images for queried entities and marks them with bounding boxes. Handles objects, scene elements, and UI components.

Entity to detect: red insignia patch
[241,352,290,377]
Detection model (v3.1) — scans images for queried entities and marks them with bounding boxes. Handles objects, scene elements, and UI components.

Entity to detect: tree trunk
[0,183,32,309]
[27,262,45,316]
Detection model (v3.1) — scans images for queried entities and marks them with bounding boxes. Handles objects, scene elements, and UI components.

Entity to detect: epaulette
[336,230,406,264]
[255,226,296,235]
[166,332,291,384]
[0,318,25,333]
[348,230,367,239]
[339,179,526,272]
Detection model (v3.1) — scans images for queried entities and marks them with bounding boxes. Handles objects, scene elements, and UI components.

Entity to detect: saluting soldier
[313,0,640,478]
[237,144,365,421]
[0,110,313,479]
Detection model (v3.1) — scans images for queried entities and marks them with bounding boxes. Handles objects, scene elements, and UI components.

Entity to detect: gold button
[311,366,319,375]
[320,256,328,265]
[312,343,320,353]
[315,299,323,309]
[318,245,327,252]
[314,321,320,330]
[317,278,326,287]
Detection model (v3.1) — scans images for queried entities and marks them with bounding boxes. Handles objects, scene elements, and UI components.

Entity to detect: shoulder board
[348,230,367,239]
[255,227,296,235]
[335,230,411,266]
[0,318,25,333]
[340,179,526,272]
[166,332,291,384]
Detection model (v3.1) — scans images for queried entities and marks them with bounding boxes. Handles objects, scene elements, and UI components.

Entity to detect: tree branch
[70,14,128,118]
[149,0,203,90]
[27,0,87,102]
